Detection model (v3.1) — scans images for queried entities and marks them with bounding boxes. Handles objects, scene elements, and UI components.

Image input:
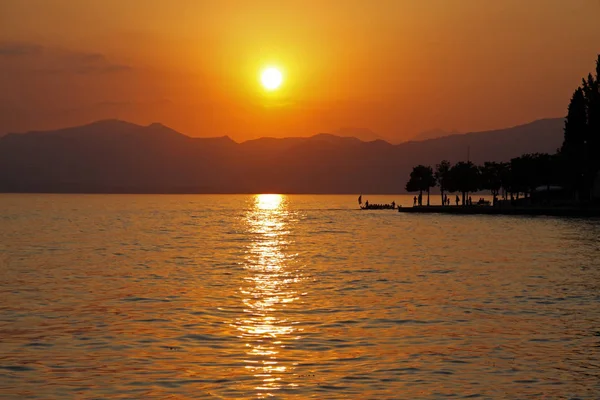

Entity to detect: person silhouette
[413,196,417,207]
[455,195,459,206]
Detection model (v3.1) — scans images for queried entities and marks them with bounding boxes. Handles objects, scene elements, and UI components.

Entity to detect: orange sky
[0,0,598,142]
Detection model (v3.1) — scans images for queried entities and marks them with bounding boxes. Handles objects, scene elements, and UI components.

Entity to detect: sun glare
[256,194,283,210]
[260,67,283,91]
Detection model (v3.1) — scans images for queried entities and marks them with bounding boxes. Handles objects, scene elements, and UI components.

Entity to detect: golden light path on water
[1,195,600,398]
[236,194,302,397]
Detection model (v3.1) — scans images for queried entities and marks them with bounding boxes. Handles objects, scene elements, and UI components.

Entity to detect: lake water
[1,194,599,399]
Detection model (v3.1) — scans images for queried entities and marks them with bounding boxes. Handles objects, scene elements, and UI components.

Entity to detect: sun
[260,67,283,91]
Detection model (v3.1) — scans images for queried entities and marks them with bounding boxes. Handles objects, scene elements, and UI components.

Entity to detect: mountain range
[412,128,462,142]
[0,118,564,194]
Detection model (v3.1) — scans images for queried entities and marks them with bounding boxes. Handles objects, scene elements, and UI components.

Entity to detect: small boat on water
[358,195,398,210]
[360,203,397,210]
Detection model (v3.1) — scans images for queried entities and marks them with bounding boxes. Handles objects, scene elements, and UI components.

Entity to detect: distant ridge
[330,127,391,142]
[0,118,564,194]
[412,128,461,142]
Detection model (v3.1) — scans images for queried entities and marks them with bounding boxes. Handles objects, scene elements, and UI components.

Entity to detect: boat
[357,195,398,210]
[360,203,397,210]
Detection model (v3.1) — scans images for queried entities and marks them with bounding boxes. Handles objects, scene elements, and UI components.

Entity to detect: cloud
[70,52,106,63]
[60,51,132,73]
[0,41,131,74]
[94,98,172,108]
[42,63,133,75]
[95,100,134,107]
[0,42,44,56]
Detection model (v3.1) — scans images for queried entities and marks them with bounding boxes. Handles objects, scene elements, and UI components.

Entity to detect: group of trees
[406,54,600,206]
[405,154,560,206]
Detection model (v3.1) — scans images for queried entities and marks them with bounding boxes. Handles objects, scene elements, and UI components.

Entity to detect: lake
[0,194,599,399]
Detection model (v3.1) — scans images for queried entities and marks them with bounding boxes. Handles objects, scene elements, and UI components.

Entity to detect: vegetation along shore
[403,55,600,215]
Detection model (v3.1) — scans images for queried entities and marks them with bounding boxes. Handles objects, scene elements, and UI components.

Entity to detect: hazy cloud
[0,42,44,56]
[0,42,131,74]
[0,42,137,134]
[94,99,172,108]
[40,63,133,75]
[95,100,135,108]
[59,51,132,74]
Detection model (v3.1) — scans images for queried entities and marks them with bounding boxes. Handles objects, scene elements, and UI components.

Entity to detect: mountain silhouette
[330,127,391,142]
[412,128,461,142]
[0,118,564,193]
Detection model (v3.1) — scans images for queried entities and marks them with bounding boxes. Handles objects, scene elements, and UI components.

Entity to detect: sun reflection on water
[256,194,283,211]
[236,194,302,396]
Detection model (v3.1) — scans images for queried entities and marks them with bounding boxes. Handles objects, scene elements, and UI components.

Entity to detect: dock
[398,206,600,217]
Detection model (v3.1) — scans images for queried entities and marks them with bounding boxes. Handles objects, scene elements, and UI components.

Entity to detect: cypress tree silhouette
[562,88,588,199]
[585,56,600,195]
[562,54,600,201]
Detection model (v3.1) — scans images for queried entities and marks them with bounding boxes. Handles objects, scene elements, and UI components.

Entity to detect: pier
[398,206,600,217]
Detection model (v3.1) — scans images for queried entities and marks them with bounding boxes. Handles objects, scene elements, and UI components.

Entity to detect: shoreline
[397,205,600,217]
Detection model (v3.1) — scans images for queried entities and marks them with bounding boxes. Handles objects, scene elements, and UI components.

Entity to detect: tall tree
[508,153,559,203]
[498,162,511,200]
[562,87,588,199]
[435,160,451,206]
[479,162,502,203]
[448,162,479,205]
[423,166,436,206]
[405,165,436,206]
[533,153,559,192]
[510,154,540,198]
[562,54,600,201]
[584,56,600,196]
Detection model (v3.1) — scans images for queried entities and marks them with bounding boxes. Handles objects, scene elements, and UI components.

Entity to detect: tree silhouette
[498,162,511,200]
[510,154,541,198]
[435,160,451,206]
[508,153,561,201]
[562,54,600,201]
[533,153,559,193]
[479,162,502,203]
[404,54,600,207]
[448,162,479,205]
[405,165,436,206]
[584,56,600,196]
[562,88,587,198]
[423,166,436,206]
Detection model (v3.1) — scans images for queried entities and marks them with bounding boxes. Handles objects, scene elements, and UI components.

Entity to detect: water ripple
[0,194,598,398]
